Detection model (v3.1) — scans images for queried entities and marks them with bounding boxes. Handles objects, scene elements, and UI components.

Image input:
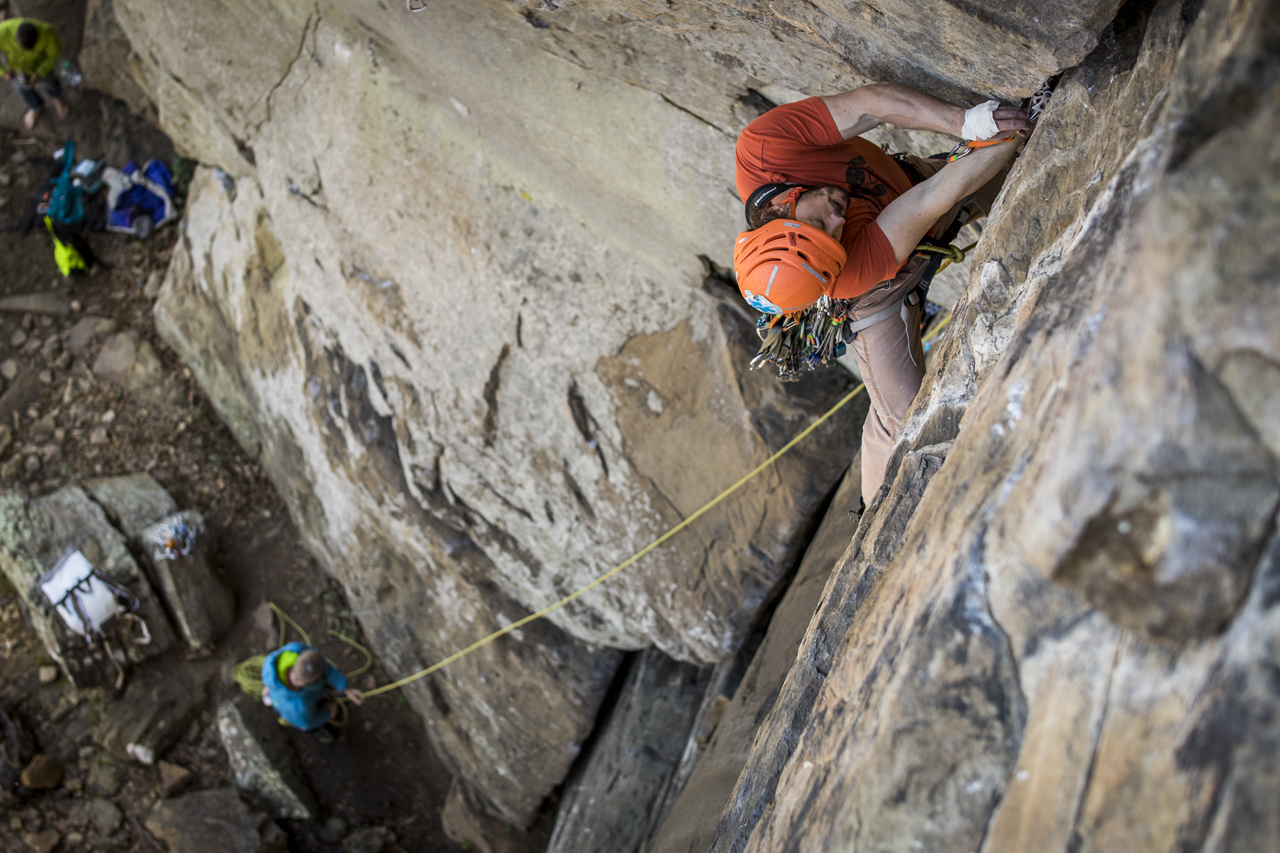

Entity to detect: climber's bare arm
[821,83,1028,140]
[875,136,1020,263]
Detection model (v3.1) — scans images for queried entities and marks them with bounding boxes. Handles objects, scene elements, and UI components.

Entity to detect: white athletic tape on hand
[961,99,1001,140]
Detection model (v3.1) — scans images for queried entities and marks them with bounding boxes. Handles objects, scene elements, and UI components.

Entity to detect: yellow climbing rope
[915,240,979,274]
[232,602,373,702]
[237,313,955,708]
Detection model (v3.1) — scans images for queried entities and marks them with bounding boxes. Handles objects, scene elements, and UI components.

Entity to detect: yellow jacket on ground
[0,18,61,79]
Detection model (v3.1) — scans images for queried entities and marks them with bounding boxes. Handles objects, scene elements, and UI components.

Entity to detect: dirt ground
[0,99,554,853]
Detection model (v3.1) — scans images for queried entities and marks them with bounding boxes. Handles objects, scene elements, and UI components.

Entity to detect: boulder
[216,695,317,820]
[140,512,234,649]
[63,316,118,356]
[158,760,192,797]
[85,0,1264,839]
[94,661,217,765]
[92,331,175,401]
[83,474,178,539]
[546,649,711,853]
[708,0,1280,850]
[0,487,176,688]
[84,757,124,797]
[145,788,288,853]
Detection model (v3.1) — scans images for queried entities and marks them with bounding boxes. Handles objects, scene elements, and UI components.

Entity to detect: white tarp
[39,549,119,636]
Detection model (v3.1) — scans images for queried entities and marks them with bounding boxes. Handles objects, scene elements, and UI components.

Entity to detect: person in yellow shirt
[0,18,69,129]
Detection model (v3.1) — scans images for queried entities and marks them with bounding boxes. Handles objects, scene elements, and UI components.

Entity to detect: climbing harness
[748,239,974,380]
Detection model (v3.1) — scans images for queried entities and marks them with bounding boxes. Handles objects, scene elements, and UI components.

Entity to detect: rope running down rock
[236,314,954,708]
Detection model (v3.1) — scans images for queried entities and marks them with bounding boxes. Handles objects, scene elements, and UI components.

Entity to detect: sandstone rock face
[708,0,1280,849]
[88,0,1275,840]
[570,0,1122,102]
[93,0,879,824]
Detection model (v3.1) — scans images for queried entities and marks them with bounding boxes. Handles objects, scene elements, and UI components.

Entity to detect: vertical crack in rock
[567,380,609,477]
[257,11,317,133]
[482,343,511,449]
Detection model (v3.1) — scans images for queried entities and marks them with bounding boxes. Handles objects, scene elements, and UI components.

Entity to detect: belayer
[732,83,1031,504]
[0,17,69,130]
[262,642,365,742]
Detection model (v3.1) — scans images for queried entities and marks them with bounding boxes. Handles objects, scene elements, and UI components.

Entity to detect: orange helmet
[733,219,846,315]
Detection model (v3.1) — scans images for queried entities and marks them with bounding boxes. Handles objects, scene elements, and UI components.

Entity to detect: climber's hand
[344,688,364,706]
[992,105,1031,134]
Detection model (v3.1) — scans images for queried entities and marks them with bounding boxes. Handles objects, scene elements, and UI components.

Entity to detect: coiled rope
[232,602,373,704]
[238,313,954,709]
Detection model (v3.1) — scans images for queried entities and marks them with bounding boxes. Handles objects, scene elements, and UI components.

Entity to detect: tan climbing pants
[849,154,1009,505]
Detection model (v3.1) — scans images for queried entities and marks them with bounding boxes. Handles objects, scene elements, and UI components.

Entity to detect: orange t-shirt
[735,98,916,300]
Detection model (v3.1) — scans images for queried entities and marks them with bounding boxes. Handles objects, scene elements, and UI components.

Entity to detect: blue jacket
[262,642,348,731]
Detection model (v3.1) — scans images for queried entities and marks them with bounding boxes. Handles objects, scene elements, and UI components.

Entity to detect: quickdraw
[947,79,1055,162]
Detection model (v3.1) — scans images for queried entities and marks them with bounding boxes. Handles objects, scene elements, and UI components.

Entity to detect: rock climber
[262,642,364,742]
[0,18,69,130]
[733,83,1029,505]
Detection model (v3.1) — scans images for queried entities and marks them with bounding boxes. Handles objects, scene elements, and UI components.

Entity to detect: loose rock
[159,760,193,797]
[0,359,15,381]
[342,825,397,853]
[19,755,63,790]
[0,293,72,316]
[317,816,348,843]
[85,759,124,797]
[38,666,59,684]
[64,317,117,356]
[10,328,27,347]
[87,797,123,834]
[22,830,60,853]
[92,331,174,400]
